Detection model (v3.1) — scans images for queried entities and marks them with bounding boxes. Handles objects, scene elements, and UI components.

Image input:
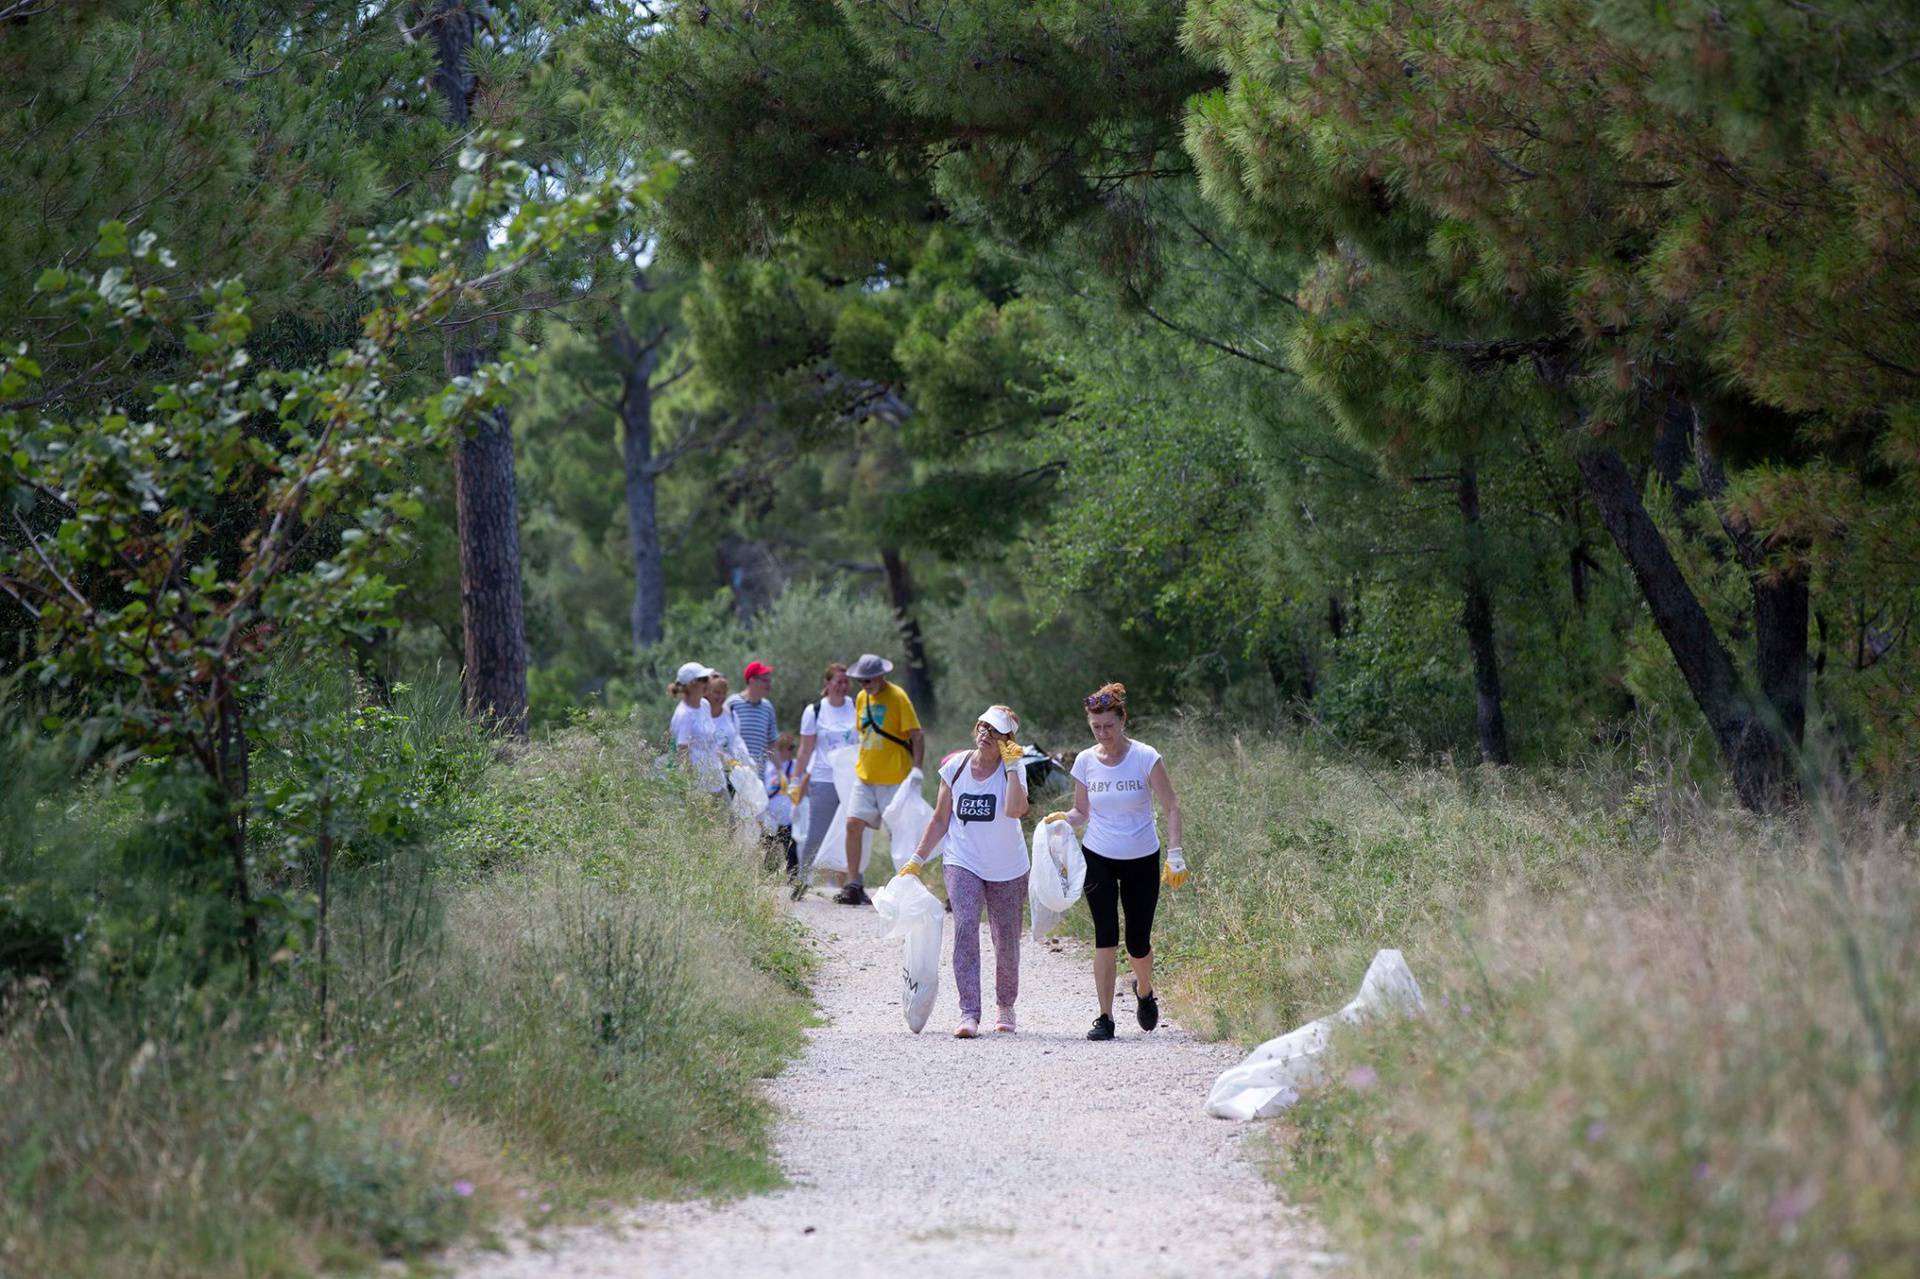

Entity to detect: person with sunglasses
[1045,682,1188,1040]
[837,653,924,905]
[898,705,1030,1037]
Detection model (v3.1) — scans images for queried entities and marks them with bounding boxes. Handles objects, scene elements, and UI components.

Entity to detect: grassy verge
[1,706,812,1277]
[1146,724,1918,1277]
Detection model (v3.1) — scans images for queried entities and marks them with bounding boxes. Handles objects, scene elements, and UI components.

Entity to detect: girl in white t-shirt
[900,705,1030,1038]
[667,661,725,794]
[1045,682,1187,1041]
[760,732,802,877]
[792,662,859,897]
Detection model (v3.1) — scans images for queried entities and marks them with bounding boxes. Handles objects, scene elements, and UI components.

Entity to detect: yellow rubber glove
[1162,846,1190,889]
[896,859,924,879]
[1042,811,1071,825]
[997,739,1023,766]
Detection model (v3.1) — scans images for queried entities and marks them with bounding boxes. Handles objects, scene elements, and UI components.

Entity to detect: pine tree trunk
[1574,443,1784,810]
[1694,421,1808,795]
[433,1,529,738]
[880,546,936,718]
[613,287,667,650]
[1457,458,1511,764]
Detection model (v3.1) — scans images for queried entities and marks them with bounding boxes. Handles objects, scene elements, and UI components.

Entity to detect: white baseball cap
[675,661,717,684]
[975,705,1019,735]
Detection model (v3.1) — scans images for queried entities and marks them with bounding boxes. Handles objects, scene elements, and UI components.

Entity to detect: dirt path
[456,891,1333,1278]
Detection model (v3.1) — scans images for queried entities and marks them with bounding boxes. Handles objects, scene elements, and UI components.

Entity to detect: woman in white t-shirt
[705,675,754,773]
[667,661,725,794]
[900,705,1030,1038]
[1045,682,1187,1041]
[792,661,859,897]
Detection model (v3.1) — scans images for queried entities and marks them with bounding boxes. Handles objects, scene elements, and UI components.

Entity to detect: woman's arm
[1149,760,1182,849]
[1001,749,1030,820]
[1069,779,1090,829]
[906,780,954,868]
[793,730,815,800]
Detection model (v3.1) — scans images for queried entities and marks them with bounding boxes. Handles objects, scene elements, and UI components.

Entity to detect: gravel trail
[456,890,1331,1278]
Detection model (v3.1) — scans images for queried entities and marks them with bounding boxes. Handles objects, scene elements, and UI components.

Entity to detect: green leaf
[96,221,129,258]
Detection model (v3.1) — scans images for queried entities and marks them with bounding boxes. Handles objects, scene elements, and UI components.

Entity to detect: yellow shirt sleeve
[895,689,921,735]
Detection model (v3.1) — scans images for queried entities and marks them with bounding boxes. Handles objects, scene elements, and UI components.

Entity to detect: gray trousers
[796,779,840,877]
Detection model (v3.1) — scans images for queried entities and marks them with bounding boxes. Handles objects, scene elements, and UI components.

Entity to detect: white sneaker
[954,1018,980,1039]
[994,1007,1017,1034]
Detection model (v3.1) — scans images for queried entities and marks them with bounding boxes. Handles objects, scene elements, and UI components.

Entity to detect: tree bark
[613,278,667,650]
[1692,427,1809,748]
[880,546,936,718]
[1457,458,1511,764]
[433,1,529,738]
[1575,443,1785,810]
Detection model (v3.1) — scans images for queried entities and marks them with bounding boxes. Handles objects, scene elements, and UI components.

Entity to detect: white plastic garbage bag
[881,770,935,872]
[807,745,875,878]
[1205,948,1424,1121]
[872,874,945,1033]
[729,763,768,821]
[1028,820,1086,939]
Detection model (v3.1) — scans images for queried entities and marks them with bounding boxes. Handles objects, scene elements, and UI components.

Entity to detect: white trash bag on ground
[872,874,945,1033]
[1028,820,1086,939]
[881,770,935,872]
[1206,948,1425,1121]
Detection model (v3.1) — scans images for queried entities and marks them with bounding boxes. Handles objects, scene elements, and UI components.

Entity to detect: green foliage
[2,141,669,971]
[2,709,814,1275]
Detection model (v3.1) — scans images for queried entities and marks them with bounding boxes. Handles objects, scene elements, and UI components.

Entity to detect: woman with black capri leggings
[1044,682,1189,1041]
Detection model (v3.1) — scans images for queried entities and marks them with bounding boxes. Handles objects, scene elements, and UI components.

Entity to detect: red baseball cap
[743,660,774,682]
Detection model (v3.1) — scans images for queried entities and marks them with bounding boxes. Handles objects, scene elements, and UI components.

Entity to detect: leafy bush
[2,709,812,1275]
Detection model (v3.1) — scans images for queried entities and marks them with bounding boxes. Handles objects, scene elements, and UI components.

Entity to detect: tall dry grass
[1,713,812,1276]
[1146,724,1918,1276]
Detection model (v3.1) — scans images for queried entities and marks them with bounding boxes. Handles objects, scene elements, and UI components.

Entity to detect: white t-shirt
[799,697,859,785]
[763,756,798,830]
[938,753,1030,883]
[710,705,751,767]
[670,701,724,792]
[1071,739,1163,859]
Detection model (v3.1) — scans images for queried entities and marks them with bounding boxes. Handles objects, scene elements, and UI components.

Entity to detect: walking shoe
[1086,1014,1116,1041]
[834,881,870,906]
[994,1007,1017,1034]
[1136,989,1159,1032]
[954,1017,980,1039]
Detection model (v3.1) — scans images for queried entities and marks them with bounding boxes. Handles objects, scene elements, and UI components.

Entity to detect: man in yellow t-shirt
[836,652,925,905]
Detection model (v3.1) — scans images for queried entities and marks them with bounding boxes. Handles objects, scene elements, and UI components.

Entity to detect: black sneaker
[1086,1014,1116,1041]
[835,881,870,906]
[1136,990,1159,1032]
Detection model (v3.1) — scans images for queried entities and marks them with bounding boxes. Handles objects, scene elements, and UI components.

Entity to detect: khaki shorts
[845,778,903,825]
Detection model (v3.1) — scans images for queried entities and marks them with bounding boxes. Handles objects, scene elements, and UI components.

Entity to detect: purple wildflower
[1345,1064,1379,1091]
[453,1179,475,1198]
[1585,1120,1607,1143]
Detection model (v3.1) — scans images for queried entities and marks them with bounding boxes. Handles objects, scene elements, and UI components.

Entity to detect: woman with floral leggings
[898,705,1030,1038]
